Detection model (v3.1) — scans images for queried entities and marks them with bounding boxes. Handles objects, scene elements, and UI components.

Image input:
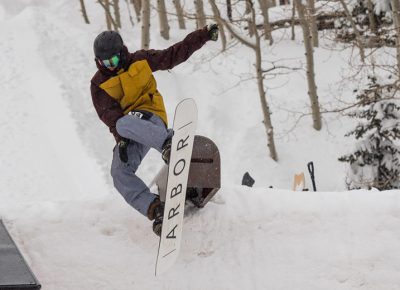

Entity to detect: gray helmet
[93,30,123,60]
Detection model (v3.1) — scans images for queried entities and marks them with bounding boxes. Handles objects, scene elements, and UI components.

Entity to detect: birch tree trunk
[79,0,90,24]
[246,0,255,37]
[194,0,207,28]
[366,0,377,33]
[157,0,170,40]
[294,0,322,131]
[113,0,121,28]
[255,42,278,160]
[125,0,135,27]
[223,1,278,161]
[291,0,296,40]
[306,0,318,47]
[132,0,141,22]
[392,0,400,78]
[251,2,277,161]
[227,0,233,22]
[105,0,112,30]
[98,0,118,30]
[258,0,273,44]
[339,0,366,62]
[141,0,150,49]
[209,0,227,51]
[173,0,186,29]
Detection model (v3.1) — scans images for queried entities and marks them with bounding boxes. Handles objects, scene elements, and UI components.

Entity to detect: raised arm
[131,26,211,72]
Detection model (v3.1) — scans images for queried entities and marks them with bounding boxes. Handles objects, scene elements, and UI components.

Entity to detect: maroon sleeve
[90,83,124,143]
[131,27,210,72]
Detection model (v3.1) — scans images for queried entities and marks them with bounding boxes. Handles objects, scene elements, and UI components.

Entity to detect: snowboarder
[90,25,219,236]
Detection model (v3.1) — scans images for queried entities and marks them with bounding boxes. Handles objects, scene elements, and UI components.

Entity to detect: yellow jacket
[99,60,168,126]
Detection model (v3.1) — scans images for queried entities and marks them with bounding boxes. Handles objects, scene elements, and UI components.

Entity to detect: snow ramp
[3,186,400,290]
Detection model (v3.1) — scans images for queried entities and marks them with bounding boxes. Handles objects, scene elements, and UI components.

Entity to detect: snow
[374,0,392,14]
[0,0,399,289]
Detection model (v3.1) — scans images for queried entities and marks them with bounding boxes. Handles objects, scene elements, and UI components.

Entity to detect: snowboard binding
[155,135,221,208]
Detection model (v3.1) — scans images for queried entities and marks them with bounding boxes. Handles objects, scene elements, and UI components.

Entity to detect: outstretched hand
[207,24,219,41]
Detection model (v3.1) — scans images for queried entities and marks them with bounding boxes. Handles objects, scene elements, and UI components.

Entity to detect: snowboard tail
[155,135,221,208]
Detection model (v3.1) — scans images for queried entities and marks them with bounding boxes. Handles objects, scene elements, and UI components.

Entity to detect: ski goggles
[99,53,120,68]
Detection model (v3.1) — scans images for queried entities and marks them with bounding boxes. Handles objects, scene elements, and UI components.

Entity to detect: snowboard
[155,99,198,276]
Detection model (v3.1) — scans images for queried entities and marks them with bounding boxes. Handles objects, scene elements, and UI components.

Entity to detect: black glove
[207,24,219,41]
[118,138,129,163]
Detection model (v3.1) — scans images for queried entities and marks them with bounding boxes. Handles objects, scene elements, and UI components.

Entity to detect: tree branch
[220,17,256,50]
[98,0,118,30]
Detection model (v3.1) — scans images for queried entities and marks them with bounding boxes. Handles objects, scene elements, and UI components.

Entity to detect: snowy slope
[0,1,400,289]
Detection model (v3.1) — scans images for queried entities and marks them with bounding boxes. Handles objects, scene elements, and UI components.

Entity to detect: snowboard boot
[186,187,204,207]
[161,136,172,164]
[147,198,164,237]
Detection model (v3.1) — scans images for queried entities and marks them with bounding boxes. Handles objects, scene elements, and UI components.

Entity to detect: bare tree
[258,0,273,44]
[194,0,207,28]
[125,0,135,27]
[113,0,121,28]
[294,0,322,130]
[222,0,278,161]
[141,0,150,49]
[79,0,90,24]
[393,0,400,78]
[246,0,255,37]
[98,0,118,30]
[173,0,186,29]
[227,0,233,21]
[157,0,170,40]
[306,0,318,47]
[366,0,377,33]
[291,0,296,40]
[260,10,346,32]
[245,0,251,13]
[105,0,113,29]
[209,0,227,51]
[339,0,366,62]
[132,0,141,22]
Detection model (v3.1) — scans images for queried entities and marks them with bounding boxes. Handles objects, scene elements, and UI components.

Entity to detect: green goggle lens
[101,54,120,68]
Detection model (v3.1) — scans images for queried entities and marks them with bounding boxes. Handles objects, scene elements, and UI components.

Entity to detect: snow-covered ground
[0,0,399,289]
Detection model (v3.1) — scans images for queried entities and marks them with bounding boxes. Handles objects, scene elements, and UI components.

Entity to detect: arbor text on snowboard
[155,98,197,275]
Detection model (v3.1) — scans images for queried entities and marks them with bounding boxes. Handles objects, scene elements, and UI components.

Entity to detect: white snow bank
[3,187,400,290]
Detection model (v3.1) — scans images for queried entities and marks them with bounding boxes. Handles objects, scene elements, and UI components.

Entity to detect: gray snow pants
[111,112,171,217]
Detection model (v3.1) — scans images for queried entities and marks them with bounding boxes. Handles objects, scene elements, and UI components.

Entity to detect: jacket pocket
[100,76,123,100]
